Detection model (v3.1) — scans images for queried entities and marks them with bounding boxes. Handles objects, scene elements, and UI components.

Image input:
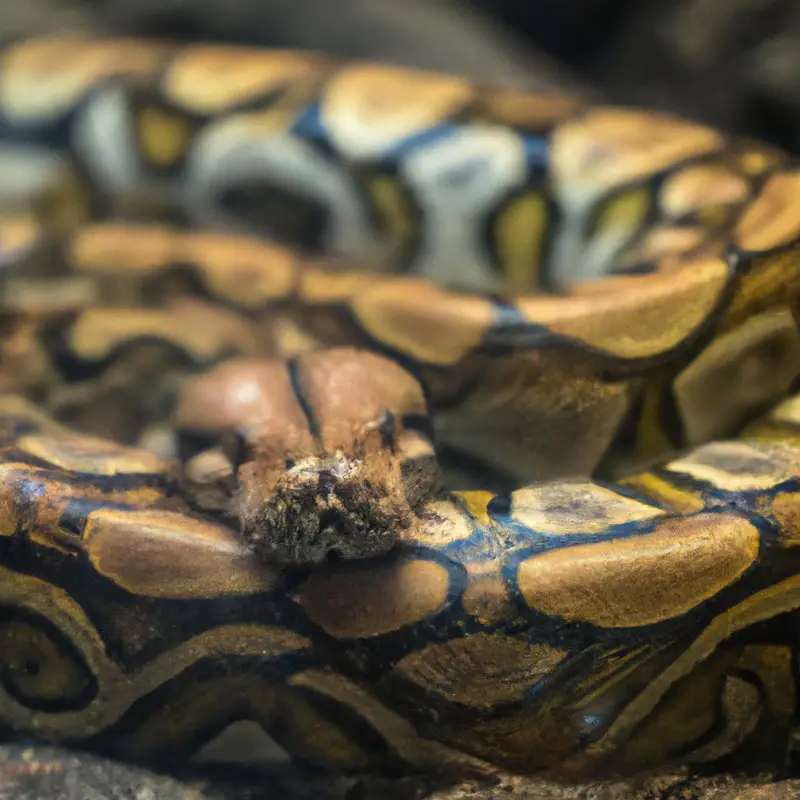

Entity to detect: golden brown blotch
[234,348,433,565]
[550,109,723,196]
[297,267,386,304]
[462,565,516,626]
[70,223,176,277]
[162,47,326,114]
[767,494,800,546]
[769,395,800,427]
[734,171,800,252]
[0,213,44,266]
[83,507,279,598]
[178,232,298,307]
[666,441,800,491]
[352,278,493,365]
[517,513,760,627]
[516,256,728,358]
[507,481,665,535]
[0,462,167,550]
[609,226,708,273]
[321,65,473,158]
[68,299,261,363]
[295,558,450,639]
[474,90,583,131]
[659,164,750,220]
[17,431,166,476]
[393,632,566,708]
[0,37,171,121]
[674,309,800,445]
[71,225,298,308]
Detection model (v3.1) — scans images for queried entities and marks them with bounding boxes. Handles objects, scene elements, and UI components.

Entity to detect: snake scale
[1,32,800,783]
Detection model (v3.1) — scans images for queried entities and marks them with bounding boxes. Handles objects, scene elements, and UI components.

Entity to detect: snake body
[2,34,800,781]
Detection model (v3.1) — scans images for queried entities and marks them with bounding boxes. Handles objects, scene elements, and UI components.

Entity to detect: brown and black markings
[1,32,800,786]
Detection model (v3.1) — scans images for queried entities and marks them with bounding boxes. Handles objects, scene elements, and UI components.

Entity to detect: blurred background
[4,0,800,153]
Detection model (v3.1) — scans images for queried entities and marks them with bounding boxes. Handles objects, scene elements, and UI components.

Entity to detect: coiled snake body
[1,34,800,782]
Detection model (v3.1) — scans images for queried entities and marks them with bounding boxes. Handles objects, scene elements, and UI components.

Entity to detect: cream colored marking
[508,481,665,535]
[399,125,529,289]
[666,441,800,490]
[0,567,308,738]
[587,572,800,759]
[770,395,800,426]
[517,514,759,627]
[185,111,380,258]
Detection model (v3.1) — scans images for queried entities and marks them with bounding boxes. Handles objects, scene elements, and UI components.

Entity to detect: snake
[1,32,800,784]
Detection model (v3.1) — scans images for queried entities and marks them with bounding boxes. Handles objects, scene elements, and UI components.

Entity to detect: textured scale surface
[0,33,800,784]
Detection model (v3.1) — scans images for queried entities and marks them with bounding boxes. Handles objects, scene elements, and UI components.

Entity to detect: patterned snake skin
[0,34,799,783]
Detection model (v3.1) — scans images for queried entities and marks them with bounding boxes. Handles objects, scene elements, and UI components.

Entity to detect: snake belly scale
[0,33,799,781]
